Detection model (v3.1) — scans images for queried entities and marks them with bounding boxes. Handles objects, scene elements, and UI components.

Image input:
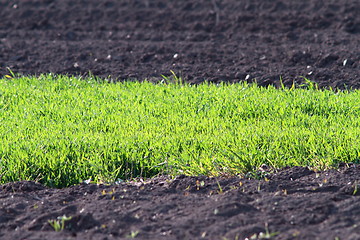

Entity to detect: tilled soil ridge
[2,165,360,239]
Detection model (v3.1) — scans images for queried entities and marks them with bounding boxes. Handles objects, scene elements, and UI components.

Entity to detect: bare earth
[0,0,359,88]
[1,0,360,239]
[2,166,360,239]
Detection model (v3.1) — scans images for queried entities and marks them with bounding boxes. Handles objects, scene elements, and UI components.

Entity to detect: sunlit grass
[1,74,360,187]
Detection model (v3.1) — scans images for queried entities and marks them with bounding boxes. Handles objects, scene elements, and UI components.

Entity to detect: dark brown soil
[0,0,359,88]
[2,165,360,240]
[1,0,360,239]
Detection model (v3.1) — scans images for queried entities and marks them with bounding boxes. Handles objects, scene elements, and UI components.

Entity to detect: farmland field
[1,0,360,239]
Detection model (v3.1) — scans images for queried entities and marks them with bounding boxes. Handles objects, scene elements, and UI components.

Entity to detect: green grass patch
[1,75,360,187]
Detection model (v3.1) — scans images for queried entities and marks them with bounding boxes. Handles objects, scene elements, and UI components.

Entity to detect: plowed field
[1,0,360,239]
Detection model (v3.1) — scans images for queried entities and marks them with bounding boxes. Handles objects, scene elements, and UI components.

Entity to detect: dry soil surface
[0,0,359,88]
[2,166,360,239]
